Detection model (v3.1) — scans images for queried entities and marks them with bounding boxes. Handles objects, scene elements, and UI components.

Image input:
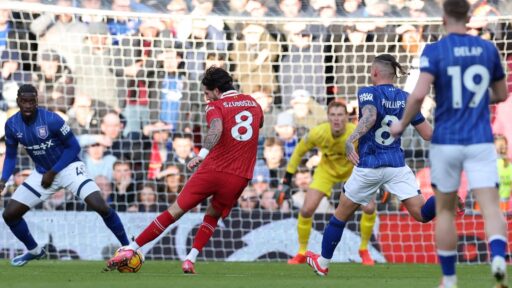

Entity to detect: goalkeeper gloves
[275,172,294,206]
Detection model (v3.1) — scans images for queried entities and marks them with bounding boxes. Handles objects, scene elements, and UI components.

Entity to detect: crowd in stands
[0,0,511,213]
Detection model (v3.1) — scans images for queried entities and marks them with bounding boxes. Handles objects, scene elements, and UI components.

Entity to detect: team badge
[37,125,49,139]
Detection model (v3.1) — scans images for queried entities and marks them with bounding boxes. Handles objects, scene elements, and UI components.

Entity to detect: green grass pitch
[0,260,508,288]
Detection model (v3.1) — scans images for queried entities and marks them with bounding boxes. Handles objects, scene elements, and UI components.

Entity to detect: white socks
[128,242,140,250]
[186,248,200,263]
[28,245,41,255]
[442,275,457,288]
[318,256,330,269]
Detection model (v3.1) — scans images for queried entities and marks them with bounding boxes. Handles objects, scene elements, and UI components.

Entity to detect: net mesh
[0,2,511,263]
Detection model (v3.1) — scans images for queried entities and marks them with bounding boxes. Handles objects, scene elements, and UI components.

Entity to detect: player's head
[201,66,235,102]
[443,0,470,25]
[371,54,407,85]
[327,99,348,136]
[16,84,38,119]
[494,134,508,157]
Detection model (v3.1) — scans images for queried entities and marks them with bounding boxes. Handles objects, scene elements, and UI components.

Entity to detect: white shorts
[12,161,100,208]
[344,166,420,205]
[430,143,498,193]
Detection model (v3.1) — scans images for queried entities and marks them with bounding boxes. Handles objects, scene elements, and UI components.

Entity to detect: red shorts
[176,170,249,218]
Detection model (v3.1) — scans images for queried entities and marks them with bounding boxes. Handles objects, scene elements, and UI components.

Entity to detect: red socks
[192,215,219,252]
[135,211,175,247]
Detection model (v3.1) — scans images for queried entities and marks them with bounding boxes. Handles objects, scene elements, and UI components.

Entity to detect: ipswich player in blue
[305,54,448,276]
[0,84,129,266]
[392,1,509,287]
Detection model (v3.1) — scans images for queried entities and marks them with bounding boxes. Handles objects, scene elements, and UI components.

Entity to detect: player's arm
[42,119,81,188]
[0,125,19,191]
[187,103,223,170]
[346,105,377,165]
[490,78,508,104]
[391,72,433,137]
[411,112,432,141]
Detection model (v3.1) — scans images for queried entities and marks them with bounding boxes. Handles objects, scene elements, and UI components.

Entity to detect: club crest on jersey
[36,126,49,139]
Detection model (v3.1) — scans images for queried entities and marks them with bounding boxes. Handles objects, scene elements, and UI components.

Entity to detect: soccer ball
[114,247,144,273]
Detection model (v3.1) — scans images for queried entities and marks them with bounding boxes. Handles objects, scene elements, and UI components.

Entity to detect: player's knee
[362,204,376,214]
[299,207,314,218]
[2,209,18,224]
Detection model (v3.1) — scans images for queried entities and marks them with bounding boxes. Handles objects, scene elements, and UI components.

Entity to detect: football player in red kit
[106,66,264,273]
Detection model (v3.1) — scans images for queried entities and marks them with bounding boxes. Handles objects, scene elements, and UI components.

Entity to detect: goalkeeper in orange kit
[282,100,377,266]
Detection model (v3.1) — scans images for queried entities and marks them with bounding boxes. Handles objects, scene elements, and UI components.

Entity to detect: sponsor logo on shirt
[359,93,373,102]
[24,139,54,155]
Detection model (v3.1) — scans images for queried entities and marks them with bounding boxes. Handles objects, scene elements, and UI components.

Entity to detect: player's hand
[187,156,204,171]
[275,172,293,206]
[390,121,404,138]
[41,170,57,189]
[345,140,359,166]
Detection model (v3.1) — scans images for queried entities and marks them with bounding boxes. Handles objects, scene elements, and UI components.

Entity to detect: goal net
[0,1,511,263]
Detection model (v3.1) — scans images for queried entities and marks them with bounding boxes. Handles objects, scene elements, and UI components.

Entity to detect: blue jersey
[357,84,425,168]
[2,108,80,177]
[420,33,505,144]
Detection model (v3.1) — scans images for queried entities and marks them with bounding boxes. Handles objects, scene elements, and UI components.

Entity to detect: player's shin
[102,208,130,246]
[297,214,313,255]
[320,215,346,268]
[359,211,376,250]
[188,214,219,262]
[5,218,39,251]
[135,210,175,247]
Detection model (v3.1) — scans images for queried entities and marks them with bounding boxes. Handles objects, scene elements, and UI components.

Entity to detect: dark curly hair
[17,84,38,97]
[201,66,235,92]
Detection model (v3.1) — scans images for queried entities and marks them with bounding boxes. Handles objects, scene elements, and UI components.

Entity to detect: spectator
[128,183,159,212]
[251,88,281,138]
[260,190,290,212]
[0,50,31,114]
[80,0,105,23]
[262,137,286,188]
[0,9,34,72]
[274,111,298,161]
[279,22,326,108]
[107,0,140,45]
[286,89,327,132]
[157,164,184,206]
[168,132,196,167]
[111,159,137,212]
[495,134,512,212]
[182,18,227,123]
[164,0,190,39]
[30,0,88,71]
[143,121,173,180]
[252,160,271,196]
[111,19,165,136]
[83,139,118,182]
[74,22,119,110]
[238,186,260,212]
[230,22,280,95]
[67,95,111,136]
[291,166,333,213]
[154,45,187,130]
[32,49,74,114]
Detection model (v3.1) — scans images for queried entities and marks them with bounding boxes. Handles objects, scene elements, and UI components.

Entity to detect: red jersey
[198,90,264,179]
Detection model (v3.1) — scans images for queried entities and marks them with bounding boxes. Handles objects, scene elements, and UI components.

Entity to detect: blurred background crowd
[0,0,511,214]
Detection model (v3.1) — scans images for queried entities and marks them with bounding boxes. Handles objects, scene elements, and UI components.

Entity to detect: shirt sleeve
[419,43,437,77]
[357,86,377,110]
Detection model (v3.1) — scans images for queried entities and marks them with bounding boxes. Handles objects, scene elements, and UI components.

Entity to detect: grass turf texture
[1,261,508,288]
